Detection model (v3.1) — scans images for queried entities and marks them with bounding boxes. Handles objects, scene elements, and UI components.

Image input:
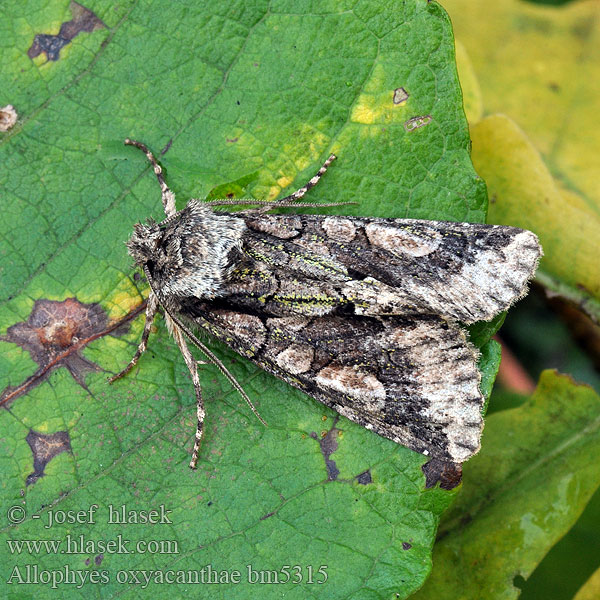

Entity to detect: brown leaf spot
[403,115,432,132]
[393,87,409,105]
[548,81,560,93]
[0,105,18,132]
[1,297,143,407]
[27,1,105,62]
[310,416,340,481]
[356,470,372,485]
[26,430,71,485]
[260,511,275,521]
[422,458,462,490]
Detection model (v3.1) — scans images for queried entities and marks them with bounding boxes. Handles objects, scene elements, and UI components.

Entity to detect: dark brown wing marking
[235,214,541,323]
[181,301,483,464]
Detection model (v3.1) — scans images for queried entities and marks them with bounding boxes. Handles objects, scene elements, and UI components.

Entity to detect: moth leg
[124,138,177,218]
[252,154,337,214]
[108,292,160,383]
[166,313,205,469]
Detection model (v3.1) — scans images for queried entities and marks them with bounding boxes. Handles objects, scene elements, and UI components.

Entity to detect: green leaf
[412,371,600,600]
[0,1,492,597]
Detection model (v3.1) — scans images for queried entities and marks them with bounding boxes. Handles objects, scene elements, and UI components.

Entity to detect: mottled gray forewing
[235,214,542,324]
[181,303,484,464]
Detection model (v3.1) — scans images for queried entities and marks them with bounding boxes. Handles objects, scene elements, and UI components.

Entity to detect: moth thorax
[150,204,247,299]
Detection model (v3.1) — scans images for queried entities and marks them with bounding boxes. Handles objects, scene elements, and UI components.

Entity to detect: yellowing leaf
[470,114,600,319]
[574,566,600,600]
[454,40,483,124]
[444,0,600,208]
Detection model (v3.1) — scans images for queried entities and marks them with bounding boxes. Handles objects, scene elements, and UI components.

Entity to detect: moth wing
[241,214,542,323]
[184,303,484,464]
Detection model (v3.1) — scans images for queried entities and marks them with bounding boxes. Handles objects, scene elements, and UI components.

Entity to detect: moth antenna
[125,138,177,218]
[203,154,339,213]
[203,199,355,209]
[251,153,337,214]
[280,154,337,203]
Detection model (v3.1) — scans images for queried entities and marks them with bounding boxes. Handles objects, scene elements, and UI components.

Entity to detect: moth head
[126,221,164,268]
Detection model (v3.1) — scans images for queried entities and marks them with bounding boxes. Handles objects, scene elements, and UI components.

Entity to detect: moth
[111,139,542,473]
